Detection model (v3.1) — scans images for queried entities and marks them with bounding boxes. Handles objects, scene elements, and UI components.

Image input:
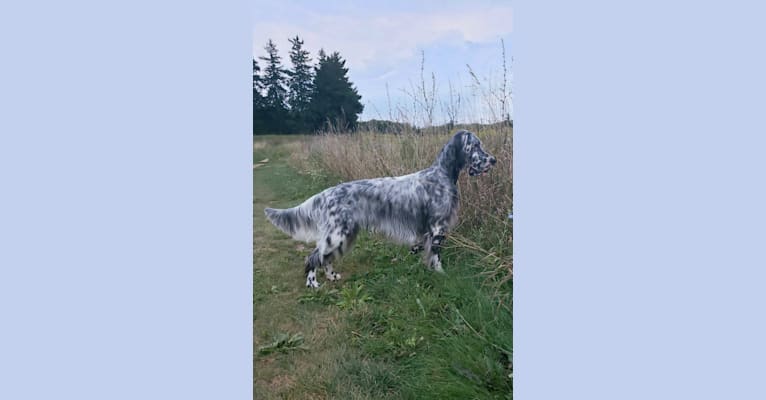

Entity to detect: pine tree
[253,59,268,134]
[259,39,288,109]
[286,36,313,132]
[253,59,263,105]
[258,39,288,132]
[308,50,364,131]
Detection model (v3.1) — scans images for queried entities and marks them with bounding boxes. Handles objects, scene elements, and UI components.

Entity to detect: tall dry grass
[294,125,512,285]
[292,40,513,285]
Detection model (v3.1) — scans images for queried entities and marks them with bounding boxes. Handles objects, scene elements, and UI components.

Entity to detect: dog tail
[264,206,318,243]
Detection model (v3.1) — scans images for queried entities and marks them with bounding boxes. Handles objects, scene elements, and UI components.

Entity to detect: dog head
[460,131,496,177]
[435,130,497,182]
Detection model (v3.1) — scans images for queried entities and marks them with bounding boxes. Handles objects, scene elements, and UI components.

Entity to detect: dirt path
[253,138,350,400]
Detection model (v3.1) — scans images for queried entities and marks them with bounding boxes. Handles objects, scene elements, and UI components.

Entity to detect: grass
[298,127,512,277]
[254,135,349,399]
[254,135,512,399]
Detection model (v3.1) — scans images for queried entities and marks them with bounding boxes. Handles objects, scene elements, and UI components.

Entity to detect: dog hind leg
[304,218,358,287]
[304,249,323,288]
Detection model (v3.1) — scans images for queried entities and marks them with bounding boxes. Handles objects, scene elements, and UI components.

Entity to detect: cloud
[252,1,513,124]
[252,3,513,72]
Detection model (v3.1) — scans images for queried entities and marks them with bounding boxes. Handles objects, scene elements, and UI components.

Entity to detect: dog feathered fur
[264,130,496,288]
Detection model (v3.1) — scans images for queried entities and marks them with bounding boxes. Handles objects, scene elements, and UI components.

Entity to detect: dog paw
[326,272,342,281]
[306,275,321,288]
[410,245,423,254]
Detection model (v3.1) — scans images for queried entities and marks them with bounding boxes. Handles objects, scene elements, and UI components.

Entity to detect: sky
[252,0,513,125]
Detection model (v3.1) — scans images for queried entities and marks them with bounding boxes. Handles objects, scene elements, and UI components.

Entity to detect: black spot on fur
[326,236,332,246]
[305,249,321,274]
[283,213,296,233]
[432,234,446,255]
[376,199,395,220]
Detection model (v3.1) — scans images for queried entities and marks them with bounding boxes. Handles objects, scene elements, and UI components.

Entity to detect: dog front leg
[425,227,447,273]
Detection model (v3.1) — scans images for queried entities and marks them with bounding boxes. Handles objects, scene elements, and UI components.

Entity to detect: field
[254,132,512,399]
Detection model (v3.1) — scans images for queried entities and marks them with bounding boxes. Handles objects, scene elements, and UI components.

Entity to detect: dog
[264,130,496,288]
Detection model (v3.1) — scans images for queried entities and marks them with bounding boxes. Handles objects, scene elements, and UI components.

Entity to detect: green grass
[254,135,512,400]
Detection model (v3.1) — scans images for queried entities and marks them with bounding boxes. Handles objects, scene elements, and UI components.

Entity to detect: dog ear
[449,130,462,146]
[448,131,467,171]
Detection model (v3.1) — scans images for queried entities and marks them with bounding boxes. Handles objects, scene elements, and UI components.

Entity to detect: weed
[257,332,308,355]
[336,283,373,310]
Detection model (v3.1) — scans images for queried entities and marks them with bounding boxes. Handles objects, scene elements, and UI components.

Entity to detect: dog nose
[489,156,496,165]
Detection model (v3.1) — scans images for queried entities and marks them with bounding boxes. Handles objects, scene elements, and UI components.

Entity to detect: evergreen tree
[308,50,364,131]
[286,36,313,132]
[253,59,268,134]
[253,59,263,105]
[258,39,288,132]
[259,39,288,109]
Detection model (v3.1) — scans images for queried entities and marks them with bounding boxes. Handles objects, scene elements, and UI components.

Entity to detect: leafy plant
[257,332,307,355]
[336,283,373,310]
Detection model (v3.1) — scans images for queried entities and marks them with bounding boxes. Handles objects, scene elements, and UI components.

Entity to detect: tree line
[253,37,364,135]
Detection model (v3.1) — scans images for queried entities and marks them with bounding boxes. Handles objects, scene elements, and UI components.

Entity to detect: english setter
[265,130,496,288]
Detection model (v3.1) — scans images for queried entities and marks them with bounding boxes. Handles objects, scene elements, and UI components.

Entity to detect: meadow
[254,126,512,399]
